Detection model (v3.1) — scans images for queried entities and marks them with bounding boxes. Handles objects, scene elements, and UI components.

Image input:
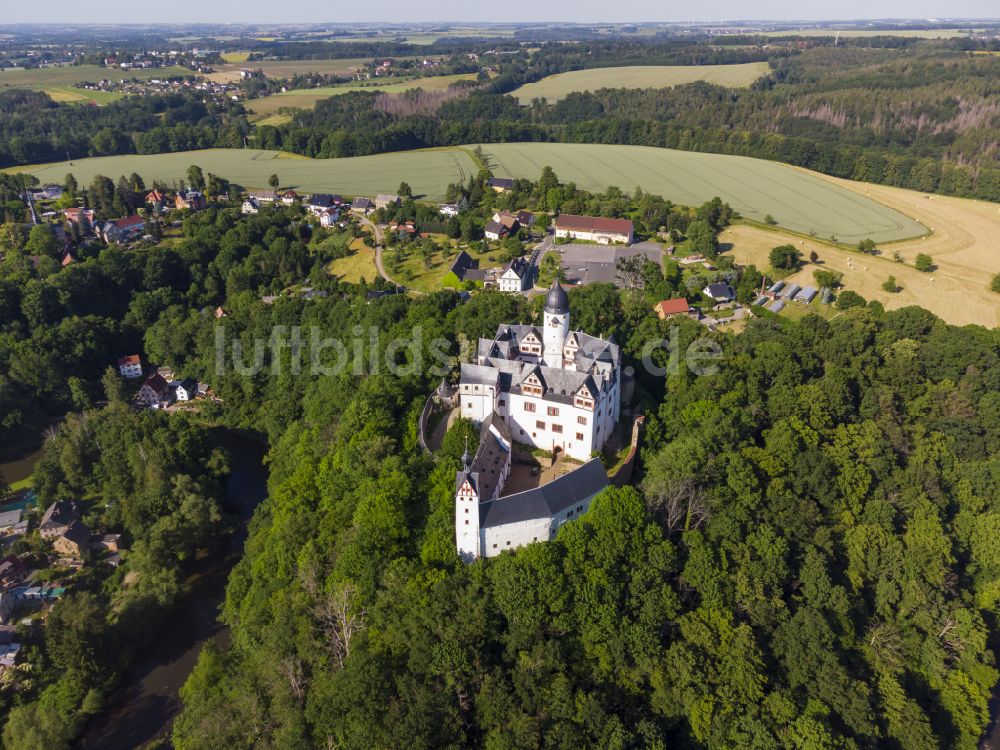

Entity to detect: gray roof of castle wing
[514,365,595,403]
[460,362,500,386]
[479,458,609,527]
[0,509,22,527]
[455,414,511,500]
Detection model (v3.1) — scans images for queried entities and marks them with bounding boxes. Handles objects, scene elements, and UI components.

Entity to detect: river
[74,430,268,750]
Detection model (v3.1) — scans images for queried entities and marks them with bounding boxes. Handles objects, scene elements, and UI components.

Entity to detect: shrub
[764,214,777,225]
[813,269,843,289]
[992,273,1000,294]
[882,276,900,293]
[836,290,866,309]
[857,238,878,254]
[769,244,800,271]
[914,253,935,272]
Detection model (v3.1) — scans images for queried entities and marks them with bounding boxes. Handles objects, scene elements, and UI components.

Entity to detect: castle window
[552,424,563,434]
[547,406,559,416]
[493,544,497,549]
[576,432,584,441]
[577,416,587,425]
[465,520,469,525]
[536,420,545,430]
[524,402,536,413]
[498,399,505,407]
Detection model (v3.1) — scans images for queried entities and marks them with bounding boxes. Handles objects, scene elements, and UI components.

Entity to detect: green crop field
[480,143,925,244]
[511,63,770,103]
[8,148,480,202]
[248,73,478,115]
[7,143,926,243]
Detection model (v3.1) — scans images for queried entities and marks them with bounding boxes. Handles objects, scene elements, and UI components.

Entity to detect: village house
[63,208,95,227]
[281,190,300,206]
[172,377,199,402]
[0,643,21,668]
[139,372,172,407]
[247,189,279,203]
[375,194,401,210]
[60,252,75,267]
[488,177,514,193]
[0,509,24,536]
[319,207,340,227]
[53,521,90,559]
[0,555,26,589]
[553,214,634,245]
[39,501,79,540]
[89,533,122,553]
[703,282,735,303]
[306,194,341,213]
[350,197,372,214]
[653,298,692,319]
[459,281,621,463]
[498,257,531,292]
[484,220,508,241]
[145,189,166,211]
[101,215,146,244]
[175,189,206,211]
[117,354,143,379]
[242,198,260,215]
[439,204,460,217]
[449,251,485,285]
[214,306,228,319]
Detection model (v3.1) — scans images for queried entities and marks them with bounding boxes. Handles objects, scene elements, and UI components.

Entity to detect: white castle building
[458,281,621,462]
[454,281,619,561]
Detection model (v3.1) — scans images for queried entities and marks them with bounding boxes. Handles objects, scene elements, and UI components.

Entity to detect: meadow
[479,142,926,244]
[511,62,770,103]
[248,73,478,115]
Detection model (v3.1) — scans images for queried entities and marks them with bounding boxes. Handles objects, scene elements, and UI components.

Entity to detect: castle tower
[543,280,569,369]
[455,445,481,561]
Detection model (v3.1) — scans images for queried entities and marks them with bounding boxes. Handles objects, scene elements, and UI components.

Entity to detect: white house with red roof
[117,354,143,379]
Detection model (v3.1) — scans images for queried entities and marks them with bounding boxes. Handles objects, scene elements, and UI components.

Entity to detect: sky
[1,0,997,24]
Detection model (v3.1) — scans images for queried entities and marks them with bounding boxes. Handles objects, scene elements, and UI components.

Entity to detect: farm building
[768,300,786,313]
[781,284,801,300]
[654,298,692,319]
[795,287,818,304]
[554,215,634,245]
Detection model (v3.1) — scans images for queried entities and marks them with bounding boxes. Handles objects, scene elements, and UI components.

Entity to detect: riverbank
[73,430,268,749]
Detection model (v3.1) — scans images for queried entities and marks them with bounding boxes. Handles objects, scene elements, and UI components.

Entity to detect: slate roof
[455,413,511,502]
[0,509,23,528]
[40,501,77,529]
[59,520,91,548]
[479,458,608,527]
[704,283,735,300]
[449,250,479,281]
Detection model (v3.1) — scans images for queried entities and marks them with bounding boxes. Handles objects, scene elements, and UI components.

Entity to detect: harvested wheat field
[720,205,1000,328]
[511,63,770,103]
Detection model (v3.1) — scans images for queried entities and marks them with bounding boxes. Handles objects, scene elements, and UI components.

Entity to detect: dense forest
[164,279,1000,749]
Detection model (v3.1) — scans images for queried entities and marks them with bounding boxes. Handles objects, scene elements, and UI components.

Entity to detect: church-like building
[454,281,619,561]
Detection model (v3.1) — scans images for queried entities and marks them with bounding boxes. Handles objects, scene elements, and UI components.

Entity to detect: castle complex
[454,281,620,561]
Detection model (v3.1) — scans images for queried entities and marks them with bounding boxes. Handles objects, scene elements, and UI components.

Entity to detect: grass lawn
[387,240,497,292]
[327,239,378,284]
[248,73,478,115]
[512,62,770,103]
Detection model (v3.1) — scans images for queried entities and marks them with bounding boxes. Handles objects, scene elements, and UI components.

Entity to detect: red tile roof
[554,214,633,234]
[118,354,140,366]
[655,298,690,316]
[114,215,145,228]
